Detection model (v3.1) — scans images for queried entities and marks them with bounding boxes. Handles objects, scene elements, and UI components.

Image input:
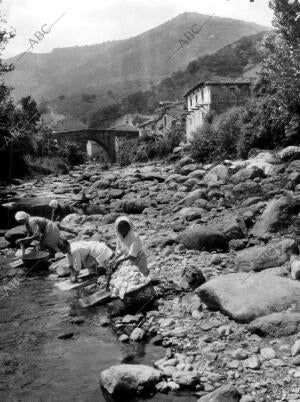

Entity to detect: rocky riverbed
[1,145,300,401]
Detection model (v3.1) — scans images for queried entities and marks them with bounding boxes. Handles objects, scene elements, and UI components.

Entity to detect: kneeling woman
[113,216,148,276]
[59,239,114,283]
[15,211,61,256]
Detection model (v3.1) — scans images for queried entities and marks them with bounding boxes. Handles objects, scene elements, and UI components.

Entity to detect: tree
[241,0,300,156]
[0,5,41,182]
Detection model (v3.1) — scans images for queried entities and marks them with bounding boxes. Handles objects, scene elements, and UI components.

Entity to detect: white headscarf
[115,216,134,238]
[15,211,30,222]
[49,199,58,208]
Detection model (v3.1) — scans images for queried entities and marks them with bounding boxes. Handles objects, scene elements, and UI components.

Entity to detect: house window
[190,98,192,107]
[164,116,167,126]
[230,87,236,95]
[195,95,198,104]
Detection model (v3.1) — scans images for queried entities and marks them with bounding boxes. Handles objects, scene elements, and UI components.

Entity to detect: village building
[139,101,186,137]
[184,77,251,141]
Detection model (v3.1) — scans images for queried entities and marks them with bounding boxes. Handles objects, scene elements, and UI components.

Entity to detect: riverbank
[1,146,300,401]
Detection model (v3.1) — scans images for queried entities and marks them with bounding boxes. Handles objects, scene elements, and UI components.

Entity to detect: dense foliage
[118,125,184,166]
[192,0,300,163]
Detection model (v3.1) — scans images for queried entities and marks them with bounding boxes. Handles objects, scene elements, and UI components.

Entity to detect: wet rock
[100,364,162,397]
[58,332,74,339]
[235,238,298,272]
[122,314,143,324]
[5,225,27,244]
[151,335,163,345]
[130,328,145,341]
[248,312,300,337]
[70,316,85,325]
[196,272,300,323]
[177,227,228,252]
[198,384,242,401]
[119,334,129,343]
[251,196,300,236]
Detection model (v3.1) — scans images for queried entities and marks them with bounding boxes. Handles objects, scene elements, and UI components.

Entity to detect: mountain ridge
[4,12,271,103]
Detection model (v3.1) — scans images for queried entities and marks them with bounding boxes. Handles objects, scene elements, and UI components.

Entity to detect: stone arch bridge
[53,128,139,163]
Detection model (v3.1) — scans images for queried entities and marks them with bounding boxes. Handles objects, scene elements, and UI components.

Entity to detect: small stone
[291,355,300,366]
[260,347,276,361]
[119,334,129,343]
[243,355,260,370]
[58,332,74,340]
[130,328,145,342]
[70,316,85,325]
[291,339,300,357]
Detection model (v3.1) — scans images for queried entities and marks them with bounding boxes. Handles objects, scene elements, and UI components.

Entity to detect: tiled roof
[184,77,251,98]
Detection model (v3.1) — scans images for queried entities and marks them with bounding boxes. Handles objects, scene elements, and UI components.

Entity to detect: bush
[24,155,69,175]
[117,126,184,166]
[58,143,86,166]
[191,107,243,163]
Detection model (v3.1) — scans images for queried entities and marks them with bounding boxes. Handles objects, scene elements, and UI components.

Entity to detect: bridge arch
[53,128,139,163]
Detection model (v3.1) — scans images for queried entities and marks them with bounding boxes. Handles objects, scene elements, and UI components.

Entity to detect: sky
[1,0,274,58]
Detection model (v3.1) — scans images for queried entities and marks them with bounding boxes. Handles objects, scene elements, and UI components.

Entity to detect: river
[0,195,197,402]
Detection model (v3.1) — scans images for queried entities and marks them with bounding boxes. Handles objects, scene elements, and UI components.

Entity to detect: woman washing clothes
[113,216,148,276]
[15,211,61,257]
[106,216,149,293]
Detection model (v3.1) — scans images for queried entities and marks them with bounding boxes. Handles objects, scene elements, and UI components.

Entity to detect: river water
[0,197,197,402]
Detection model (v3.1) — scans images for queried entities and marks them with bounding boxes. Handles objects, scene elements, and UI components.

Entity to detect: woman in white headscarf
[113,216,148,276]
[15,211,61,255]
[49,199,75,222]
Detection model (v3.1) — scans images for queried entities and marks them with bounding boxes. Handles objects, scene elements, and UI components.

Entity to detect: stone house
[184,77,251,141]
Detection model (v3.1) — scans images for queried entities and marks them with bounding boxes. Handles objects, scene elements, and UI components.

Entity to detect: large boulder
[248,312,300,337]
[251,196,300,236]
[100,364,162,397]
[198,384,242,402]
[196,272,300,323]
[5,225,27,244]
[235,238,298,272]
[60,213,84,233]
[177,226,228,251]
[204,164,229,183]
[231,167,265,184]
[217,216,248,240]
